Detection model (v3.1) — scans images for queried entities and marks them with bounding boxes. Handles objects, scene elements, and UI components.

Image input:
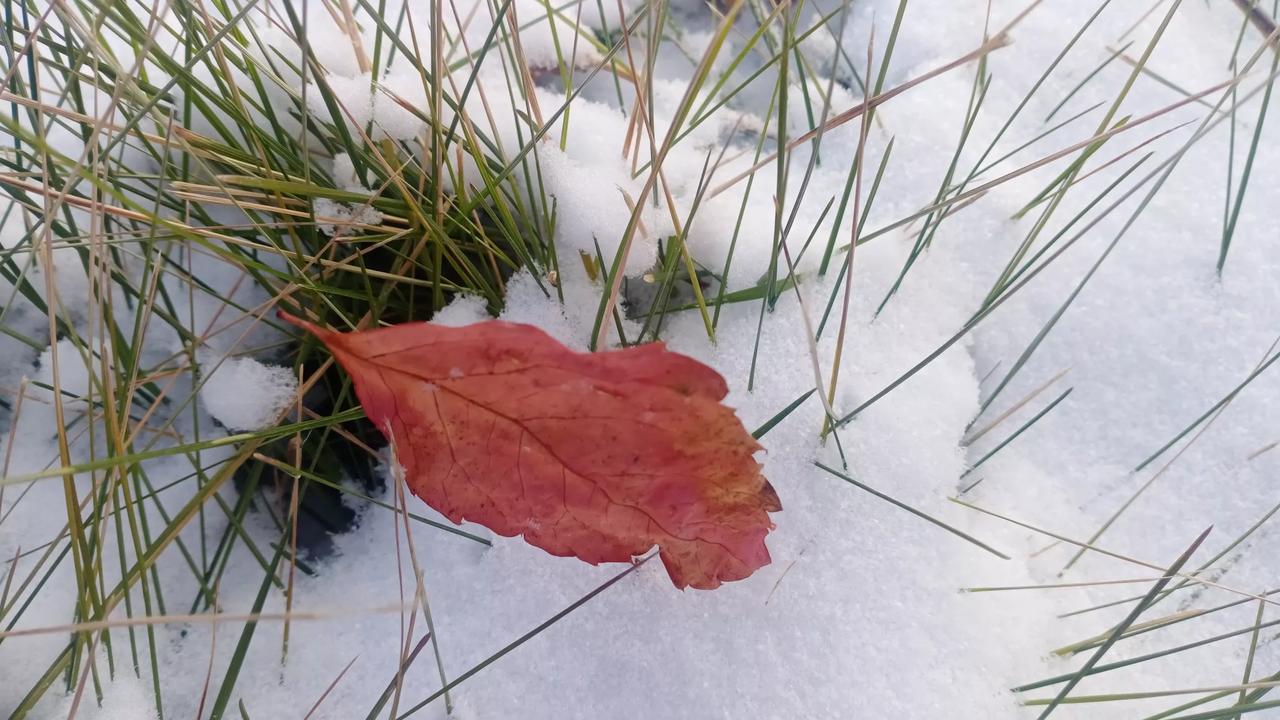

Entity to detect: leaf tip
[277,310,328,339]
[276,308,302,326]
[761,480,782,512]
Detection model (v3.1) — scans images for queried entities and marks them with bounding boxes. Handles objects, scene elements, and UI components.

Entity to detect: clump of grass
[0,0,567,713]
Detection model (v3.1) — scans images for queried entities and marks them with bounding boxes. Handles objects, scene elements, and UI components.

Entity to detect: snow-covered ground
[4,1,1280,718]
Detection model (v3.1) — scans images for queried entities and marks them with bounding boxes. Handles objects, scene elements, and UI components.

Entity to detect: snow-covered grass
[3,0,1280,717]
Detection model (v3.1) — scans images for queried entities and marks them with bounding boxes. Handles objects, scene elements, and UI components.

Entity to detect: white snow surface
[3,1,1280,719]
[313,197,387,237]
[199,356,299,432]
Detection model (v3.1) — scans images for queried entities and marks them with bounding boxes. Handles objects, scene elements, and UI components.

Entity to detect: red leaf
[281,312,779,589]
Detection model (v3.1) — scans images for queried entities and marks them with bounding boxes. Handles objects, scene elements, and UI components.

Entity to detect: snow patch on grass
[200,356,298,432]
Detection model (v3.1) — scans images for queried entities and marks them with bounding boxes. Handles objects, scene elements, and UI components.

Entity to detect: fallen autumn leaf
[281,311,779,589]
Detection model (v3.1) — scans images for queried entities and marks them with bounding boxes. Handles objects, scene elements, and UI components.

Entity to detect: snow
[4,0,1280,719]
[34,340,97,406]
[305,71,432,142]
[331,153,366,192]
[313,197,386,236]
[48,676,157,720]
[431,294,492,327]
[199,356,299,432]
[0,215,94,324]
